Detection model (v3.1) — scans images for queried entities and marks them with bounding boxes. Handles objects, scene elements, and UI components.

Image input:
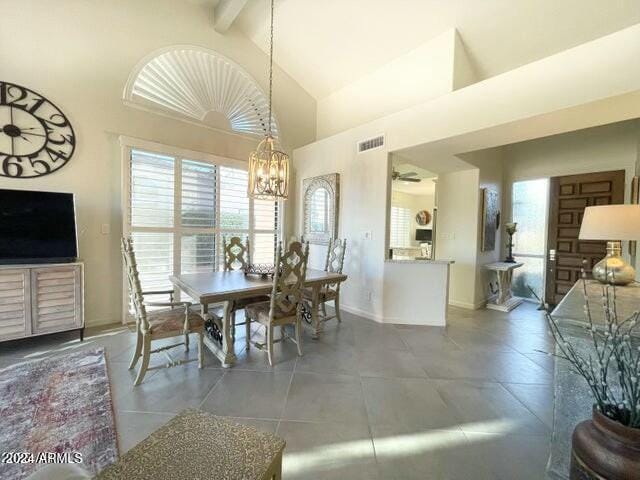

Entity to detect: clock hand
[20,132,46,138]
[9,106,14,155]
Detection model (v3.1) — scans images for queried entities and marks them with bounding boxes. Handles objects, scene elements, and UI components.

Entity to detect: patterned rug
[0,348,118,479]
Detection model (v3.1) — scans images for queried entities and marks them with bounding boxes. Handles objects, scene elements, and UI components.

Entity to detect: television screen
[0,189,78,264]
[415,229,432,242]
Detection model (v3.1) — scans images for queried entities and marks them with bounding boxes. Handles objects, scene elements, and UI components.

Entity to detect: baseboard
[339,304,384,323]
[448,299,486,310]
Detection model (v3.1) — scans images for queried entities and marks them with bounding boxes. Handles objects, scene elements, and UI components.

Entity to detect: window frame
[119,136,284,323]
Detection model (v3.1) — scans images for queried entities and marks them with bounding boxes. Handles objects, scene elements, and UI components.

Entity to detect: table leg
[311,285,323,339]
[221,300,236,367]
[201,301,237,368]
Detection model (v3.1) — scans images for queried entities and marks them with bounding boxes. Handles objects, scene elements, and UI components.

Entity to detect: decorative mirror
[303,173,339,245]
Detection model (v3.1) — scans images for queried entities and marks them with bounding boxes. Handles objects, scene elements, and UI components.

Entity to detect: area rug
[0,348,118,480]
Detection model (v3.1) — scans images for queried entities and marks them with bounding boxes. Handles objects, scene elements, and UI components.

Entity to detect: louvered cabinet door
[0,269,31,341]
[31,265,83,335]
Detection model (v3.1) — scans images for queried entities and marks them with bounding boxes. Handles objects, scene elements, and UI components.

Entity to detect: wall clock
[415,209,431,225]
[0,81,75,178]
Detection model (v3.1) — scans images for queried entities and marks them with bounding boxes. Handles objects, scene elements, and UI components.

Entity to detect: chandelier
[247,0,289,200]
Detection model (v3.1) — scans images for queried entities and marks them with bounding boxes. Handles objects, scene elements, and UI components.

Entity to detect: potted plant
[545,272,640,479]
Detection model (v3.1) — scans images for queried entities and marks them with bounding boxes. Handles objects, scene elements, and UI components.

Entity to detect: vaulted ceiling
[228,0,640,99]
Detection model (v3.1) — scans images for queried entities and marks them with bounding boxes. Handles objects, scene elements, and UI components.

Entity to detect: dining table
[169,269,348,367]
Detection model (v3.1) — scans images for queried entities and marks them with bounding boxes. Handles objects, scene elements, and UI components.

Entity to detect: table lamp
[578,205,640,285]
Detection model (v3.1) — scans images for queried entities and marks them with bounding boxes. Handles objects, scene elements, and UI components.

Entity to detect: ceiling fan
[392,168,421,182]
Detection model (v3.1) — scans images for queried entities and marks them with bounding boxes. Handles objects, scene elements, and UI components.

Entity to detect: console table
[546,280,640,479]
[484,261,523,312]
[0,262,84,342]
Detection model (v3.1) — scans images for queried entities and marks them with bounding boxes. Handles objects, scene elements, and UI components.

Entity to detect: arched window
[124,45,279,138]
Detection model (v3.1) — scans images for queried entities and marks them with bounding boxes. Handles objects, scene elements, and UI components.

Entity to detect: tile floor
[0,303,555,479]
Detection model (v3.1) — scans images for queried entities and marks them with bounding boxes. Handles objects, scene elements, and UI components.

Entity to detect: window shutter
[219,166,249,230]
[390,206,411,247]
[253,199,279,264]
[181,160,215,228]
[130,150,174,228]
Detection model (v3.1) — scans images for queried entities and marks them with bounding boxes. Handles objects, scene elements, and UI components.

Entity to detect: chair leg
[267,324,274,366]
[335,294,342,323]
[231,310,236,343]
[184,332,190,352]
[321,302,327,319]
[129,329,143,370]
[134,335,152,386]
[295,318,303,356]
[198,332,204,369]
[245,317,251,351]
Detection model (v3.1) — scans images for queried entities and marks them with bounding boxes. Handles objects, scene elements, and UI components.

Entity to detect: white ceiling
[235,0,640,99]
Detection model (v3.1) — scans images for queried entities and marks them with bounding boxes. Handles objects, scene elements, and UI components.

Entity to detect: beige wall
[1,0,316,326]
[434,168,480,308]
[317,29,459,139]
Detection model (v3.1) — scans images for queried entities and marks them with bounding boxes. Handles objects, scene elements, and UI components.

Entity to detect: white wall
[316,29,478,139]
[434,168,481,308]
[1,0,316,326]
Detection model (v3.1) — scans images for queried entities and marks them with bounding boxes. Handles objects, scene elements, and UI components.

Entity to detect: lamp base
[592,241,636,285]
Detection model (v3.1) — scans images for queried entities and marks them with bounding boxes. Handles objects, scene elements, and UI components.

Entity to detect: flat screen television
[415,229,432,242]
[0,189,78,264]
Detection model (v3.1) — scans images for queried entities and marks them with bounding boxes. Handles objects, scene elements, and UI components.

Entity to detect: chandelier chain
[267,0,274,136]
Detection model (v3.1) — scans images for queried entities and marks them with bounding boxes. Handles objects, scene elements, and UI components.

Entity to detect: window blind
[390,206,411,247]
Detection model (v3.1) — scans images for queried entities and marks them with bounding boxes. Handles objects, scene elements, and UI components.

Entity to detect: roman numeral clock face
[0,81,75,178]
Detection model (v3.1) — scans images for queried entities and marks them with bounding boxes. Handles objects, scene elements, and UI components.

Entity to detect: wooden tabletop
[170,269,347,303]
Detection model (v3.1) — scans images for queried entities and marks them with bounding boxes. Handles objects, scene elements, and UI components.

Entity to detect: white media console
[0,262,84,343]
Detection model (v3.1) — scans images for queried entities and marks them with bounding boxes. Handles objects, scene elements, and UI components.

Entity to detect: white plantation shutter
[130,150,174,228]
[181,160,215,228]
[253,199,278,264]
[130,232,174,292]
[219,166,249,230]
[390,206,411,247]
[124,147,281,316]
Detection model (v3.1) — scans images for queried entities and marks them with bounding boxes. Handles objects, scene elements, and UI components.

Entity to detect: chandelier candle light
[247,0,289,200]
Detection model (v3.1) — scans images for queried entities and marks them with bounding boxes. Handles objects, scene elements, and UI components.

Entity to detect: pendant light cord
[267,0,274,137]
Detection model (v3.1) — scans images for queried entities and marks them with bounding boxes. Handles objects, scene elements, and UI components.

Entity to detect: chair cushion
[303,287,337,302]
[148,308,205,334]
[245,301,297,324]
[233,295,271,310]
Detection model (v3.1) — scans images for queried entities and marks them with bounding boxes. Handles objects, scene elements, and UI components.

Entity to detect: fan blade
[400,172,418,178]
[403,178,422,183]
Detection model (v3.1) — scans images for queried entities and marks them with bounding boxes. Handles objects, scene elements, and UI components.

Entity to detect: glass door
[511,179,549,300]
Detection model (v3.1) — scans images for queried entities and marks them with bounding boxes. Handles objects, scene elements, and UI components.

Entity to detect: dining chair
[122,237,205,386]
[222,236,269,343]
[244,241,309,366]
[304,238,347,323]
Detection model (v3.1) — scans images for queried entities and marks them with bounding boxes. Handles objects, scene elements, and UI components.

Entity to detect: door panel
[545,170,625,306]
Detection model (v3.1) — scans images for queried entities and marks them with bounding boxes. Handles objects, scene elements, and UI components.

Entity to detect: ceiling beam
[213,0,248,33]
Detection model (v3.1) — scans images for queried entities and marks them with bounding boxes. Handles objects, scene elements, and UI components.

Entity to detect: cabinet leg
[80,327,85,342]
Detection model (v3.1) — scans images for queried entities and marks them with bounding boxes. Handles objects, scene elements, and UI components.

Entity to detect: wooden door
[31,265,83,335]
[546,170,625,305]
[0,269,31,341]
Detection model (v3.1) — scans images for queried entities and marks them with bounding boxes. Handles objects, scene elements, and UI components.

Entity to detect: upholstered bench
[95,409,285,480]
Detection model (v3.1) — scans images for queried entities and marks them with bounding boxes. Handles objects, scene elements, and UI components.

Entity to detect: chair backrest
[223,236,250,272]
[269,241,309,319]
[325,238,347,274]
[121,237,149,331]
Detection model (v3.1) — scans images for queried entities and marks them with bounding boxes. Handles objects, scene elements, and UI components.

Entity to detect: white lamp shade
[579,205,640,240]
